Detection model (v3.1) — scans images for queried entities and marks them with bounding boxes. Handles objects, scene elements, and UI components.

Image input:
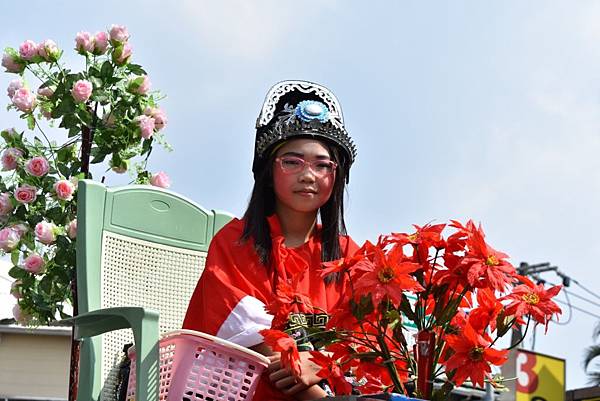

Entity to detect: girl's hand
[267,351,323,395]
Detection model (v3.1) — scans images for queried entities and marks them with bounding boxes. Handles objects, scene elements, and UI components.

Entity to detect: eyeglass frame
[273,156,338,178]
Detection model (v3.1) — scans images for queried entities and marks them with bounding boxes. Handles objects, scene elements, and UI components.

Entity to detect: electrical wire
[572,278,600,302]
[553,298,600,320]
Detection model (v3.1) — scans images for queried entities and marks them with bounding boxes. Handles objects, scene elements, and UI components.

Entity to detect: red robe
[183,214,358,400]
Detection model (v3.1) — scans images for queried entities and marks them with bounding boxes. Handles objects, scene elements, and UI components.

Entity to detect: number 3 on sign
[517,351,539,394]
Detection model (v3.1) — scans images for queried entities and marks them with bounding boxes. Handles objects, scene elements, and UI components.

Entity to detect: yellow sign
[516,350,565,401]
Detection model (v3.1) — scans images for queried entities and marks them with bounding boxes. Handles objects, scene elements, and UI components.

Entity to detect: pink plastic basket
[126,329,270,401]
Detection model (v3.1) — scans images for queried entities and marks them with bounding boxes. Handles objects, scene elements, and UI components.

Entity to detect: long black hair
[241,138,349,283]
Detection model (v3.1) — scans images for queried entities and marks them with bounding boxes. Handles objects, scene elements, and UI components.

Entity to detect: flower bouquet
[2,25,171,325]
[260,220,562,400]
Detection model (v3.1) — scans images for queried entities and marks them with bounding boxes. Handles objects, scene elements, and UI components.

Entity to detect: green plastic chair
[61,179,233,401]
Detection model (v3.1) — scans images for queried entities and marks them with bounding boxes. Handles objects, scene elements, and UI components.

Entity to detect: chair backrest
[76,180,233,400]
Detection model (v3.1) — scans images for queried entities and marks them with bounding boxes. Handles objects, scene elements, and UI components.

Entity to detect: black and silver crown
[252,80,357,179]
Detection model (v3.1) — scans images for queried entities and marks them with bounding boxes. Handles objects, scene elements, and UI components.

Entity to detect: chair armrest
[54,307,160,401]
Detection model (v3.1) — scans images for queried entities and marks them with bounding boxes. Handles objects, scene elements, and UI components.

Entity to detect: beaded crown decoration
[252,80,357,179]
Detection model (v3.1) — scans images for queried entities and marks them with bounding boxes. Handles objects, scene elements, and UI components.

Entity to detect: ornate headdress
[253,80,357,181]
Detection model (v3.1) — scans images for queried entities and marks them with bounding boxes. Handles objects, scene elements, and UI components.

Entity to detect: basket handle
[162,329,271,365]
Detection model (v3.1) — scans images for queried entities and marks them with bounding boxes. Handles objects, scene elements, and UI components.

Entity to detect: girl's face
[272,138,336,216]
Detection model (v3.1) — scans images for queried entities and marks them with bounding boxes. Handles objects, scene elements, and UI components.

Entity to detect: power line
[554,298,600,320]
[572,279,600,302]
[539,278,600,311]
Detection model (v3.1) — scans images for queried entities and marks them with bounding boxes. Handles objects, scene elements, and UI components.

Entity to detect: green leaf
[27,115,35,130]
[100,61,114,78]
[11,249,20,266]
[127,64,146,75]
[8,266,26,279]
[77,109,93,126]
[90,76,103,89]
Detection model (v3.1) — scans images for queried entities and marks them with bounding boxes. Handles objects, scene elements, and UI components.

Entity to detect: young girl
[183,80,358,400]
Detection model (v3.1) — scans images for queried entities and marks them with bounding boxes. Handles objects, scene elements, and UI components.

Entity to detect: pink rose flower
[37,39,60,61]
[11,223,28,236]
[12,88,36,113]
[35,221,56,245]
[2,52,24,73]
[19,40,38,61]
[14,184,37,204]
[0,193,13,215]
[150,171,171,189]
[37,86,54,98]
[109,25,130,43]
[113,42,132,65]
[7,79,24,98]
[0,227,20,251]
[2,147,23,170]
[25,156,50,177]
[136,115,155,139]
[71,80,93,103]
[22,254,45,274]
[75,31,94,53]
[54,179,75,201]
[67,219,77,239]
[144,107,168,130]
[93,31,109,54]
[10,280,21,299]
[129,75,151,95]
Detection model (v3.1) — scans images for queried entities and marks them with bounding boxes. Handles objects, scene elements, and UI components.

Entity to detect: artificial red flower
[259,329,302,377]
[443,323,508,387]
[354,245,424,306]
[309,351,353,395]
[458,220,516,291]
[265,270,313,329]
[502,276,562,332]
[468,288,503,333]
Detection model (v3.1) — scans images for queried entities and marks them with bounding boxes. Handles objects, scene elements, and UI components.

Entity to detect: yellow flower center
[469,346,484,361]
[485,255,499,266]
[378,266,395,283]
[522,293,540,305]
[408,233,418,242]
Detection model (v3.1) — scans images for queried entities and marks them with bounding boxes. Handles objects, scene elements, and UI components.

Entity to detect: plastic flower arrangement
[2,25,171,325]
[260,220,562,400]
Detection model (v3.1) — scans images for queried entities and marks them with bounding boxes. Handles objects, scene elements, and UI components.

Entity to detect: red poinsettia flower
[354,245,424,306]
[265,270,313,329]
[468,288,503,333]
[456,220,516,291]
[309,351,353,395]
[259,329,302,377]
[502,275,562,332]
[443,323,508,387]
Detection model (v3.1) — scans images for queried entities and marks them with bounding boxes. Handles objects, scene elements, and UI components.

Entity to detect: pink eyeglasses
[274,156,337,178]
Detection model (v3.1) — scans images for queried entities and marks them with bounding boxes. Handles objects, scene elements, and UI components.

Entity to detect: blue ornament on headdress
[294,100,330,123]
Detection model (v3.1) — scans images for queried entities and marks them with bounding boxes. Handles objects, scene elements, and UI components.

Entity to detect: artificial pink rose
[113,42,132,65]
[93,31,109,54]
[14,184,37,204]
[54,179,75,201]
[10,280,22,299]
[19,40,38,61]
[12,88,36,113]
[25,156,50,177]
[2,148,23,171]
[136,115,155,139]
[71,80,93,103]
[22,254,45,274]
[150,171,171,189]
[2,52,24,73]
[67,219,77,239]
[109,25,130,43]
[0,227,20,251]
[0,193,13,215]
[35,221,56,245]
[7,79,24,99]
[12,303,31,325]
[144,107,168,130]
[75,31,94,53]
[129,75,151,95]
[37,39,60,61]
[37,86,54,98]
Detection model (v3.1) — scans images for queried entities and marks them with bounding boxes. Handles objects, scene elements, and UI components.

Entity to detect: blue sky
[2,0,600,391]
